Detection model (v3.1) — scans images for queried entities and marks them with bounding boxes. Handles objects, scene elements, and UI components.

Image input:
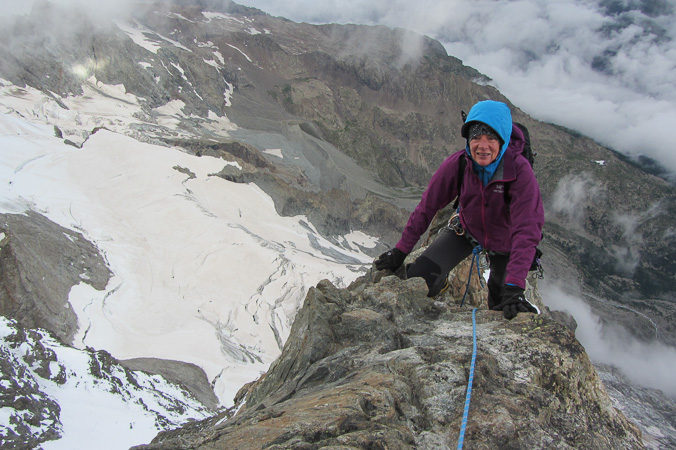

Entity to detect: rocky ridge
[134,266,645,449]
[0,211,111,345]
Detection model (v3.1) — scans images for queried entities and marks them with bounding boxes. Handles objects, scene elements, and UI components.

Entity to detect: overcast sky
[235,0,676,178]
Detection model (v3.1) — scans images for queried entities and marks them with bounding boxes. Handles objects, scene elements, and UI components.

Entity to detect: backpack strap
[514,122,535,167]
[452,154,467,210]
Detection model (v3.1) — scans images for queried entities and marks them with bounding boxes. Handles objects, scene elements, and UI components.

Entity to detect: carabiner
[448,212,464,236]
[531,260,545,279]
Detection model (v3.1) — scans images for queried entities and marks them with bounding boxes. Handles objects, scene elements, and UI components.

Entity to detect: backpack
[455,112,543,275]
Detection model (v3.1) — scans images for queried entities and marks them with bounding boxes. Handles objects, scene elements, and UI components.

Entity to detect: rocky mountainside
[133,268,645,449]
[1,0,676,448]
[0,211,110,345]
[2,0,674,323]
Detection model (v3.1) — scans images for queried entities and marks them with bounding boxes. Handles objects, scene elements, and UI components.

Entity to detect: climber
[375,100,544,319]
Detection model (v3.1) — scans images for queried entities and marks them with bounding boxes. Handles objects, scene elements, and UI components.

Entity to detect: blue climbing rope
[450,234,483,447]
[460,246,485,307]
[457,308,478,450]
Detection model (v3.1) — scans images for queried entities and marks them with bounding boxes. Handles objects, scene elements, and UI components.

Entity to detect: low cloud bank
[2,0,140,19]
[541,281,676,397]
[547,172,667,275]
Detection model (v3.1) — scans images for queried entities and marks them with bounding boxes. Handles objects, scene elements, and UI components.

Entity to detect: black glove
[374,248,407,272]
[492,285,538,320]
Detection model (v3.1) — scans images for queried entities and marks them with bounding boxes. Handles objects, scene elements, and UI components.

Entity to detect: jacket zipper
[480,183,488,249]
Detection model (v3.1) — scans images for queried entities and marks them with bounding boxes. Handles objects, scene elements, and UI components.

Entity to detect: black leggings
[406,226,509,307]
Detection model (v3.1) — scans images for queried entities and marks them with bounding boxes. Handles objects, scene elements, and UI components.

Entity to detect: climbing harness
[457,307,478,450]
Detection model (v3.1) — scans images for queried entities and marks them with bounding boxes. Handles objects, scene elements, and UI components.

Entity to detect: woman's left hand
[492,286,538,319]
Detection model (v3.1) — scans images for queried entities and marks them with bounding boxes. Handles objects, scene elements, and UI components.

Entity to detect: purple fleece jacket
[395,125,544,289]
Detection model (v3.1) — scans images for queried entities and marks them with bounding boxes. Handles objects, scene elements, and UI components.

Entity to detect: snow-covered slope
[0,316,212,449]
[0,76,375,443]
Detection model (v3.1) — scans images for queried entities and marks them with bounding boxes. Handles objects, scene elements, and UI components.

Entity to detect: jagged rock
[596,363,676,449]
[135,271,644,449]
[0,321,62,448]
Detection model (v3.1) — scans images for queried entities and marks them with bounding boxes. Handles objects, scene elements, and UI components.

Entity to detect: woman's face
[469,134,501,166]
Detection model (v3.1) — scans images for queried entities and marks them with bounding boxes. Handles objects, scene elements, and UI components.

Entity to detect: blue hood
[461,100,513,185]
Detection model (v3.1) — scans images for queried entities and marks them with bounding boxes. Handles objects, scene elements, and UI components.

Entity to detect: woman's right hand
[374,248,407,272]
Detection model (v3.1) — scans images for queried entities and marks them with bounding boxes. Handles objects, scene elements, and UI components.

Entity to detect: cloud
[236,0,676,178]
[1,0,141,20]
[611,211,644,273]
[548,172,601,225]
[7,1,675,175]
[548,173,664,274]
[8,0,675,175]
[541,281,676,397]
[0,0,33,15]
[610,201,663,274]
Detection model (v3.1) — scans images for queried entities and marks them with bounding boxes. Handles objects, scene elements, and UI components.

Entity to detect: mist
[541,281,676,397]
[548,172,602,226]
[233,0,676,179]
[1,0,142,20]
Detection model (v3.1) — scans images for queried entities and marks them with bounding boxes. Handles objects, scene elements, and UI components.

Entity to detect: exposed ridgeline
[1,1,674,308]
[134,268,644,450]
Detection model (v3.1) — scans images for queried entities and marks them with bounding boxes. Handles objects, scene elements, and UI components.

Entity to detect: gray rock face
[136,271,644,449]
[0,212,111,344]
